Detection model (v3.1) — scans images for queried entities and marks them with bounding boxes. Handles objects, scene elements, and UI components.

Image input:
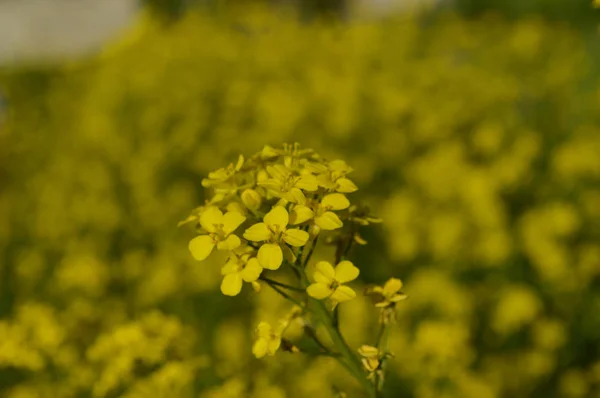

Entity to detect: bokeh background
[1,0,600,397]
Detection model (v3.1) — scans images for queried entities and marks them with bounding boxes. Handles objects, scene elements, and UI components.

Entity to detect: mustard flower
[243,206,309,269]
[252,321,283,358]
[188,207,246,261]
[201,155,244,188]
[220,249,263,296]
[290,193,350,230]
[364,278,407,308]
[306,260,359,303]
[358,345,381,373]
[316,160,358,193]
[258,164,318,204]
[261,143,316,168]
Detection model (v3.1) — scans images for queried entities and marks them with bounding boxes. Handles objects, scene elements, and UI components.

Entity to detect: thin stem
[263,279,305,309]
[302,234,319,267]
[259,276,304,292]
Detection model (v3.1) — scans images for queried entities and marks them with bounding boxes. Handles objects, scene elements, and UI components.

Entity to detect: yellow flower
[306,260,359,303]
[201,155,244,188]
[290,193,350,230]
[188,207,246,261]
[358,345,381,373]
[243,206,309,270]
[252,321,283,358]
[258,164,318,204]
[260,143,316,168]
[365,278,407,308]
[220,249,263,296]
[316,160,358,193]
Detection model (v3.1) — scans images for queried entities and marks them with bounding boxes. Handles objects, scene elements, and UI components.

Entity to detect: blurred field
[1,4,600,398]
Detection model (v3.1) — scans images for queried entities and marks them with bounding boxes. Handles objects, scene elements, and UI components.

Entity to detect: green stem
[259,276,305,292]
[263,279,305,309]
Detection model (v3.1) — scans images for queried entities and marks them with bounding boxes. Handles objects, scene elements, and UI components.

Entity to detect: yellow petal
[222,211,246,234]
[321,193,350,210]
[241,189,262,210]
[217,234,241,251]
[221,273,243,296]
[383,278,403,297]
[243,223,271,241]
[261,145,280,158]
[267,337,281,355]
[241,258,262,282]
[283,229,309,247]
[331,285,356,302]
[285,187,306,204]
[329,159,352,172]
[257,243,283,270]
[258,178,282,192]
[334,260,359,283]
[314,261,336,284]
[289,205,314,225]
[199,207,223,233]
[188,235,215,261]
[336,177,358,193]
[267,164,290,180]
[358,345,380,358]
[252,338,269,358]
[221,260,239,275]
[391,293,408,302]
[307,283,333,299]
[295,175,318,191]
[315,212,343,230]
[264,206,289,229]
[235,154,244,171]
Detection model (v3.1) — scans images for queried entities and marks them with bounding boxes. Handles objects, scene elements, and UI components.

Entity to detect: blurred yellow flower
[243,206,309,270]
[358,345,381,373]
[252,322,282,358]
[188,207,246,261]
[258,164,319,204]
[220,249,263,296]
[307,260,359,303]
[365,278,408,308]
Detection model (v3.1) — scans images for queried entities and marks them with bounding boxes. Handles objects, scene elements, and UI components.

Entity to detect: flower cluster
[183,143,364,298]
[183,144,405,396]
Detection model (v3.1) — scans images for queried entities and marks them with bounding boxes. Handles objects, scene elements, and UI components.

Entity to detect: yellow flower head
[258,164,319,204]
[306,260,359,303]
[201,155,244,188]
[220,248,263,296]
[243,206,309,270]
[358,345,381,372]
[365,278,407,308]
[316,159,358,193]
[290,193,350,230]
[252,321,283,358]
[188,207,246,261]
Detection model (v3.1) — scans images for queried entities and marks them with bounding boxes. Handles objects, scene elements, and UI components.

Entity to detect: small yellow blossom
[188,207,246,261]
[365,278,407,308]
[358,345,381,373]
[252,322,283,358]
[261,143,316,168]
[220,249,263,296]
[243,206,309,269]
[201,155,244,188]
[290,193,350,230]
[241,188,262,211]
[306,260,359,303]
[258,164,319,204]
[316,160,358,193]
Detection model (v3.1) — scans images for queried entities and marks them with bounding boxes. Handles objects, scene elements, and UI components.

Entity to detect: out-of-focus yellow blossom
[307,260,359,303]
[365,278,407,309]
[243,206,309,269]
[252,321,283,358]
[220,248,262,296]
[358,345,381,373]
[188,207,246,261]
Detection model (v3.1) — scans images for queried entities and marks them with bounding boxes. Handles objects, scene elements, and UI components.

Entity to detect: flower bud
[241,189,262,211]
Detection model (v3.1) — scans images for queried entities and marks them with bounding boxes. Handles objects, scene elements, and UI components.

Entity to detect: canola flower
[183,143,406,397]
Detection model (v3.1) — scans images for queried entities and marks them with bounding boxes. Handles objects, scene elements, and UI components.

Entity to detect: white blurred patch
[0,0,139,65]
[351,0,446,19]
